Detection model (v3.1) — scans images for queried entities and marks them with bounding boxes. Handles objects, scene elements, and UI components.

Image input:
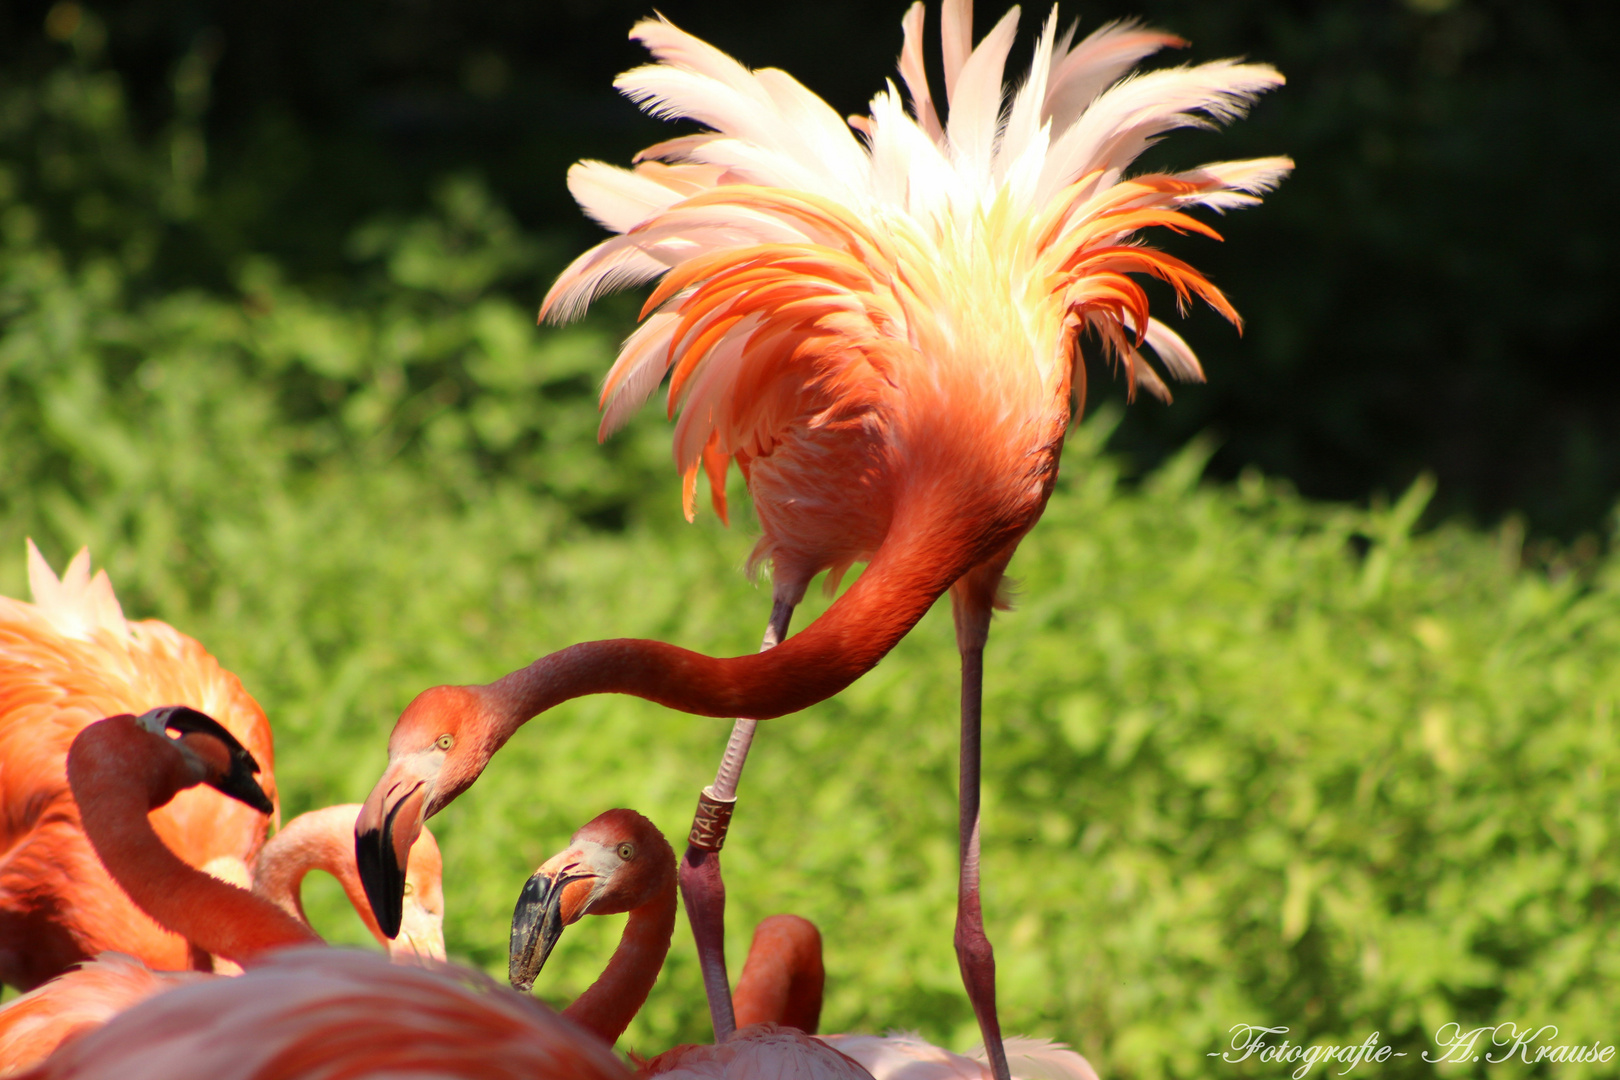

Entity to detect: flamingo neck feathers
[68,720,318,967]
[484,484,1052,736]
[561,868,677,1045]
[252,805,388,944]
[733,915,825,1033]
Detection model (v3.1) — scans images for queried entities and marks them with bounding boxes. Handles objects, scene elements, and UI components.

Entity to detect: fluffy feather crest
[23,539,131,644]
[542,1,1290,520]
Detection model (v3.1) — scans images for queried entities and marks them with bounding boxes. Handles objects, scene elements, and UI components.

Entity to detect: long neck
[485,496,1022,738]
[562,877,678,1045]
[733,914,825,1033]
[70,723,320,967]
[253,804,393,947]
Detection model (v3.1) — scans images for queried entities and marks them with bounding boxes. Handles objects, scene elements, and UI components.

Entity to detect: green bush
[4,49,1619,1080]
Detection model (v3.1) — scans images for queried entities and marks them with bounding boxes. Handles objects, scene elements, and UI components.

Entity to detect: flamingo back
[20,946,633,1080]
[0,954,203,1074]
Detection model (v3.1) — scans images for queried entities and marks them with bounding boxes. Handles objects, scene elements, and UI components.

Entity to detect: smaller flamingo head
[508,809,673,993]
[132,705,274,815]
[356,684,494,940]
[391,824,447,964]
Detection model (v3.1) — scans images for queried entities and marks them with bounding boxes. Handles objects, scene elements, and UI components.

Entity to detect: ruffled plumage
[543,0,1289,588]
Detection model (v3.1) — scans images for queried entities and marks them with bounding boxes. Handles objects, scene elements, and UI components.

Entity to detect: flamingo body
[817,1035,1097,1080]
[644,1025,874,1080]
[0,955,201,1076]
[17,947,632,1080]
[0,544,276,990]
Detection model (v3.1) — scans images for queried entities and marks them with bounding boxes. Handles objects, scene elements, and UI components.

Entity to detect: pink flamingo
[357,3,1288,1073]
[0,709,449,1075]
[12,708,628,1080]
[0,804,445,1073]
[508,808,873,1078]
[0,543,278,990]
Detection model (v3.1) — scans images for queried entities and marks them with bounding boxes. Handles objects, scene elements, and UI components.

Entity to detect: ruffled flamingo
[0,803,445,1074]
[0,543,277,990]
[507,808,872,1078]
[357,3,1289,1072]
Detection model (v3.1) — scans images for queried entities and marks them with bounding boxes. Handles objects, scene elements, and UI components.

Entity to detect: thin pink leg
[679,598,795,1042]
[955,593,1011,1080]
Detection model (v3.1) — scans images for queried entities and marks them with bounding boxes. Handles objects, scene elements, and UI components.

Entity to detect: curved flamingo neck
[254,804,393,947]
[562,871,678,1045]
[733,915,824,1033]
[69,718,319,967]
[482,500,1025,742]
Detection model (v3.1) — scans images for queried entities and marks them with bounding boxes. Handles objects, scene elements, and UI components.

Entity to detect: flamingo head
[132,705,274,815]
[355,684,498,939]
[508,808,674,993]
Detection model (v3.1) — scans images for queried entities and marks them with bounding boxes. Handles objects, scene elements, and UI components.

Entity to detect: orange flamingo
[357,3,1288,1072]
[508,810,1093,1080]
[508,808,873,1078]
[12,711,628,1080]
[0,802,445,1074]
[0,543,277,990]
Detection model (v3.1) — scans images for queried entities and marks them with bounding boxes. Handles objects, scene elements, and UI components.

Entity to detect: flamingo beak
[137,706,274,816]
[355,754,437,940]
[509,862,597,993]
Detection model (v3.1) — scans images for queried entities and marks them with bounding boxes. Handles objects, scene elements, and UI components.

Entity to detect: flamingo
[357,3,1289,1072]
[0,542,277,990]
[0,804,446,1074]
[17,946,634,1080]
[11,711,629,1080]
[507,808,874,1078]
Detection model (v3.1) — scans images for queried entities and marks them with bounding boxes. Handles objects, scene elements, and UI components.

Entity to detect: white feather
[1043,19,1184,133]
[566,160,684,234]
[1037,61,1285,205]
[945,5,1021,189]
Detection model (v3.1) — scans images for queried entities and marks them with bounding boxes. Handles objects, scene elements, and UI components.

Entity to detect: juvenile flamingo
[507,808,873,1078]
[0,804,445,1074]
[0,542,277,990]
[358,3,1289,1071]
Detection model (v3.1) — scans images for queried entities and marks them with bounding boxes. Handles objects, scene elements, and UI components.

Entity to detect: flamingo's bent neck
[733,914,825,1033]
[483,486,1048,741]
[562,871,677,1045]
[254,805,389,945]
[69,718,319,967]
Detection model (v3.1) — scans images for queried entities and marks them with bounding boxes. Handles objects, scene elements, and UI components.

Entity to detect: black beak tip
[509,872,568,992]
[232,780,276,817]
[356,825,404,940]
[150,706,275,816]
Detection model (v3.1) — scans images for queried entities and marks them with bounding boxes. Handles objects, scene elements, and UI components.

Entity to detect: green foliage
[5,41,1620,1080]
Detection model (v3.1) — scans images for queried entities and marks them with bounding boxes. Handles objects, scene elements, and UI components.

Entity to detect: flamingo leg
[954,590,1012,1080]
[679,597,796,1042]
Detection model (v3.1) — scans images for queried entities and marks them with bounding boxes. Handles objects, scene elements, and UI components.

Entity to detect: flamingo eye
[403,881,415,896]
[435,734,454,751]
[616,843,636,861]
